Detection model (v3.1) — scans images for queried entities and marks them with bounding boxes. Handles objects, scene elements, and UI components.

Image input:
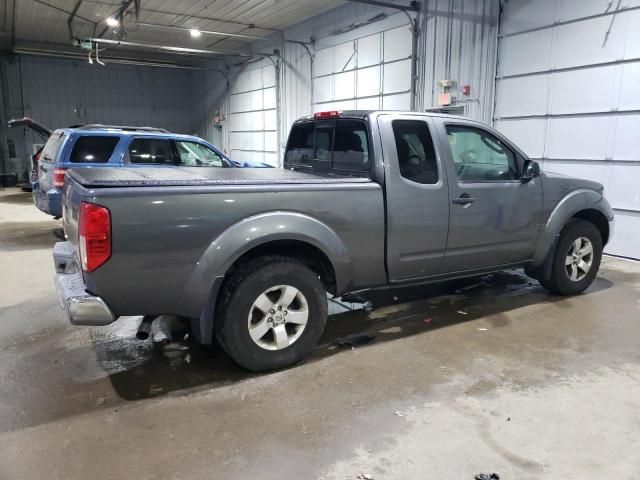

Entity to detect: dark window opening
[69,136,119,163]
[392,120,438,185]
[284,120,371,176]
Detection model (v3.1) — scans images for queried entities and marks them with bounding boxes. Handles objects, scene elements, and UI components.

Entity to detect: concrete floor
[0,187,639,480]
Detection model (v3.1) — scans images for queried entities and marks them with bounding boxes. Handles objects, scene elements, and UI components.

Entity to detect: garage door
[494,0,640,259]
[229,63,278,166]
[312,25,413,112]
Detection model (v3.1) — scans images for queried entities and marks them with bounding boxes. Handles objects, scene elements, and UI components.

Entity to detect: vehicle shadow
[101,271,614,401]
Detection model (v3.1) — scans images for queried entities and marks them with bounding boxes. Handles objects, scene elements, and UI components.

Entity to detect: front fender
[183,211,352,318]
[531,189,613,266]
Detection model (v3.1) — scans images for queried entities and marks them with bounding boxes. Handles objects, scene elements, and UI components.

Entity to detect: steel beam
[344,0,419,12]
[137,22,265,41]
[82,38,250,57]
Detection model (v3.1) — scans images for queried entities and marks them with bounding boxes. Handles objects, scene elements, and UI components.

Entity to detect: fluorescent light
[106,17,119,27]
[190,29,202,38]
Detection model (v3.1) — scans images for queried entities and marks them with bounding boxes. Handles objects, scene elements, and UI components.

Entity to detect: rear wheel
[539,219,602,295]
[215,256,327,372]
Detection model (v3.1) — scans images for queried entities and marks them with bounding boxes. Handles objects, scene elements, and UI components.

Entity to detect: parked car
[7,117,52,191]
[53,110,614,371]
[31,124,236,218]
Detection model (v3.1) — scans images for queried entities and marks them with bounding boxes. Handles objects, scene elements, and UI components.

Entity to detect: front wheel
[539,219,603,295]
[215,256,327,372]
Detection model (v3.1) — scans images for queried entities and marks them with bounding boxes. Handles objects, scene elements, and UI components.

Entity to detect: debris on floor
[336,334,375,349]
[394,410,404,417]
[475,473,500,480]
[358,473,374,480]
[423,317,432,324]
[477,327,488,331]
[457,310,468,315]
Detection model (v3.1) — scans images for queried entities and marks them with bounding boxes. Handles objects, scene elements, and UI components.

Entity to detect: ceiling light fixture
[106,17,119,27]
[190,29,202,38]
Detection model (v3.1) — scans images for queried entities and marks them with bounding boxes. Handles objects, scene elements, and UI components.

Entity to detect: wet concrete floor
[0,188,639,479]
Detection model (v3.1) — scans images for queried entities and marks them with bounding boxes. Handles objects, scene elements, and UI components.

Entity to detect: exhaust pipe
[136,315,155,340]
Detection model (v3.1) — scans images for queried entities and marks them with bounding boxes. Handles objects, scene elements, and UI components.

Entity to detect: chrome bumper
[53,241,115,326]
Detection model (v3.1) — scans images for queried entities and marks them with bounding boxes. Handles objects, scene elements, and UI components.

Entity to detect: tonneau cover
[68,167,373,187]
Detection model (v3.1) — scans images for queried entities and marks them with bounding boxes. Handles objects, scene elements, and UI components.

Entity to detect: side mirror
[521,160,540,183]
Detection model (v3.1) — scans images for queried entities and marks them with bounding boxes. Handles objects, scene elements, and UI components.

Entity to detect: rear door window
[128,138,174,164]
[69,136,119,163]
[392,120,438,184]
[284,120,371,175]
[175,141,224,167]
[40,131,66,163]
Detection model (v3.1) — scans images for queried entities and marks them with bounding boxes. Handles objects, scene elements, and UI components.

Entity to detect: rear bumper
[53,241,116,326]
[33,184,62,217]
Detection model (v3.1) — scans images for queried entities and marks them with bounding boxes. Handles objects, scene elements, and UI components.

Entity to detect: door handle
[452,194,475,205]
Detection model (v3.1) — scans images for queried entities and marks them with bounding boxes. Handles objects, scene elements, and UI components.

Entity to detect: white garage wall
[311,22,414,112]
[227,61,279,166]
[199,0,499,165]
[494,0,640,259]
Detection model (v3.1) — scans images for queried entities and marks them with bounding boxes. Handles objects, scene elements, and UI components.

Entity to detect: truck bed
[68,166,373,187]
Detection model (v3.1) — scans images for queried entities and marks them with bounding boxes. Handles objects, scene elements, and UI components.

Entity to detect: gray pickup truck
[54,110,614,371]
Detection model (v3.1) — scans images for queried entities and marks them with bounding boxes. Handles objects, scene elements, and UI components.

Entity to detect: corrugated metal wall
[196,0,499,164]
[1,55,198,181]
[494,0,640,259]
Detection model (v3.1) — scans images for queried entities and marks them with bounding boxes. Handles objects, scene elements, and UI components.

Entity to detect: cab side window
[392,120,438,185]
[446,125,518,181]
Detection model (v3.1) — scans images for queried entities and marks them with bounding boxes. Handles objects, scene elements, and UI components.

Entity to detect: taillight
[53,168,67,188]
[314,110,340,119]
[79,202,111,272]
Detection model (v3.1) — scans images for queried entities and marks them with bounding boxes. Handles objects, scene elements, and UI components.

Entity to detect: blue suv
[33,125,241,218]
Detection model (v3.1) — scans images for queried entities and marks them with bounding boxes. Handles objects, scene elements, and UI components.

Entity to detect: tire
[215,256,327,372]
[539,219,603,295]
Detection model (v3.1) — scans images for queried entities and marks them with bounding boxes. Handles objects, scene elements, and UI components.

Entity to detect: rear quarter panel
[82,183,386,317]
